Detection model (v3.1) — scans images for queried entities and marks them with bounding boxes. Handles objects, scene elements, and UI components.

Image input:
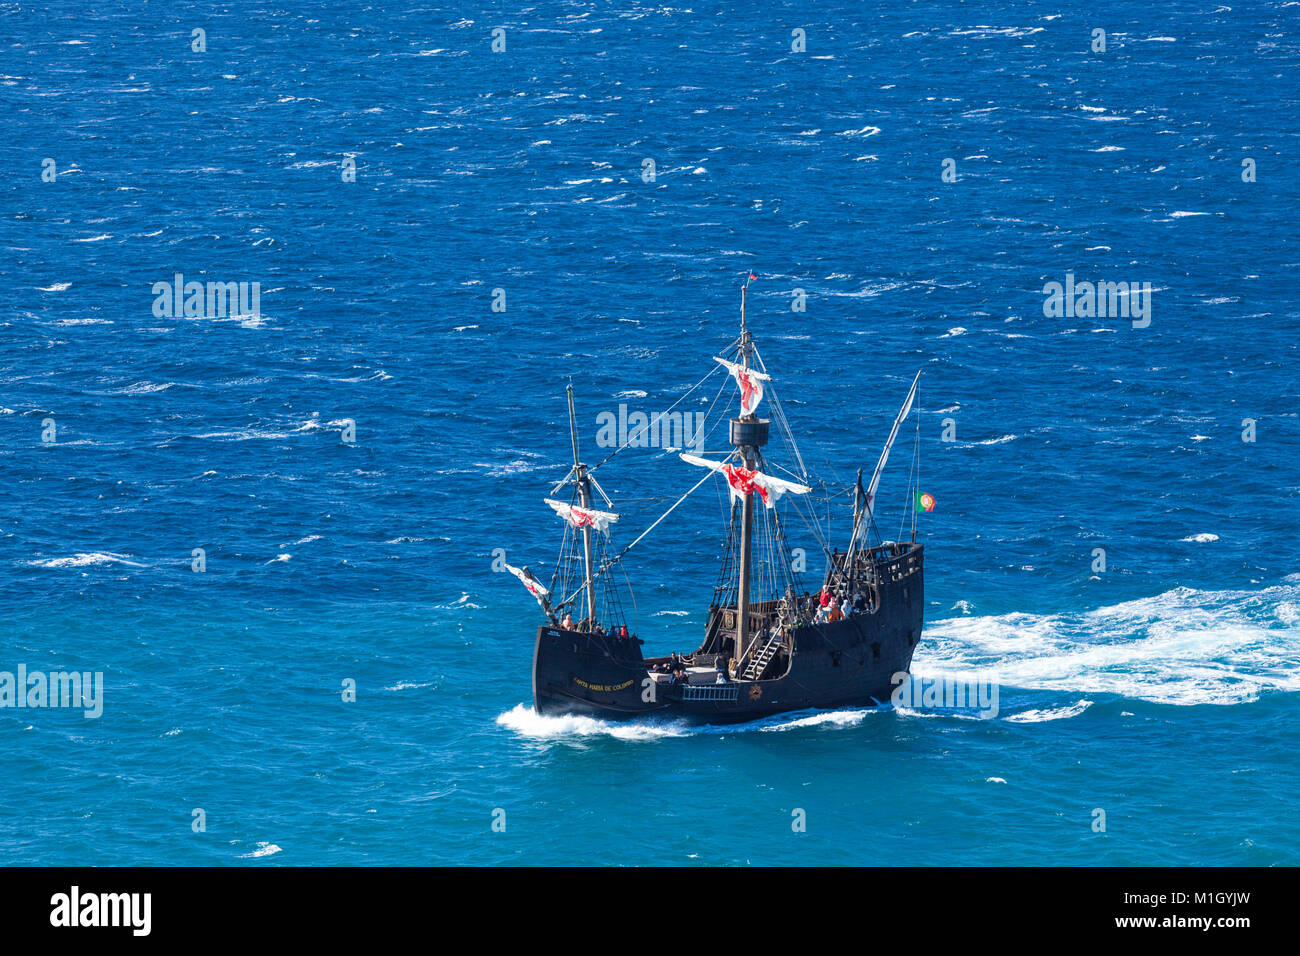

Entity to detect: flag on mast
[504,562,550,607]
[680,454,810,508]
[713,356,771,416]
[544,498,619,533]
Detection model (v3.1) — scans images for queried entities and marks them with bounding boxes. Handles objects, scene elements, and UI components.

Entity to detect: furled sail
[713,356,771,416]
[504,562,550,607]
[680,453,810,508]
[544,498,619,533]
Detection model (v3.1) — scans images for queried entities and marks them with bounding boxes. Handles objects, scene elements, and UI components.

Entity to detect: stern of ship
[532,625,667,720]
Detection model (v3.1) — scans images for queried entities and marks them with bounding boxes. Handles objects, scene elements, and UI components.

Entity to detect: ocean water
[2,0,1298,865]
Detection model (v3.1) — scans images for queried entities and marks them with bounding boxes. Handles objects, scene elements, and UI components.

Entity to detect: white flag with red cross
[680,454,810,509]
[714,357,771,416]
[504,562,549,607]
[544,498,620,533]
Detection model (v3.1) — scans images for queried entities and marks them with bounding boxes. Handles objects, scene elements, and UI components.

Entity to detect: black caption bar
[0,866,1278,942]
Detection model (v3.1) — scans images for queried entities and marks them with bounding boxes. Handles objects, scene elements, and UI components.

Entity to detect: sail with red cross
[713,356,771,416]
[680,454,810,508]
[544,498,619,533]
[504,562,550,607]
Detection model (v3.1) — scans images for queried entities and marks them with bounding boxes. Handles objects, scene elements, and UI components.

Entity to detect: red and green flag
[916,491,936,513]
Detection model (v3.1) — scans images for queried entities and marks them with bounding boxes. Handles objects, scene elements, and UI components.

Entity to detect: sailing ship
[506,281,926,724]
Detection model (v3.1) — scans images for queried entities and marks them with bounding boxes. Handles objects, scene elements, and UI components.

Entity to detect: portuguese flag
[916,491,936,513]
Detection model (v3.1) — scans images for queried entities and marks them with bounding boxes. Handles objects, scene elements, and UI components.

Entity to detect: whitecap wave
[497,704,692,741]
[497,703,886,741]
[916,581,1300,705]
[27,552,145,569]
[758,708,877,731]
[435,593,484,610]
[240,842,282,858]
[1005,700,1093,723]
[114,381,173,394]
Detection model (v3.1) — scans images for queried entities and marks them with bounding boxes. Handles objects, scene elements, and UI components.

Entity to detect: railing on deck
[680,683,741,702]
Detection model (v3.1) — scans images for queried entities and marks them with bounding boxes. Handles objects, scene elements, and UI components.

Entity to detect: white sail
[680,453,810,509]
[714,356,771,416]
[544,498,619,533]
[504,562,549,606]
[865,371,921,518]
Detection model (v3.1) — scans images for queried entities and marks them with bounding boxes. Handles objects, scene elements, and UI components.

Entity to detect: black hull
[533,545,924,725]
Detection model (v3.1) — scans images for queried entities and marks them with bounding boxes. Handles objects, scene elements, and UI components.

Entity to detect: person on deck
[561,612,574,630]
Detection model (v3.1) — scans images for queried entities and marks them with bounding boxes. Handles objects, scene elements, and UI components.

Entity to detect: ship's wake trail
[498,579,1300,740]
[496,704,694,741]
[495,703,883,741]
[916,577,1300,706]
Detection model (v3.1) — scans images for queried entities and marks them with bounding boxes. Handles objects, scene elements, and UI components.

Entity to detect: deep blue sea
[2,1,1298,866]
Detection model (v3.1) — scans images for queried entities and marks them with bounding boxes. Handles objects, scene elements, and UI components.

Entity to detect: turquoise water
[2,0,1298,864]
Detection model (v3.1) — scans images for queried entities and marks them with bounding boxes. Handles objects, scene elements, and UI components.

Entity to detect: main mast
[567,384,598,626]
[731,286,769,666]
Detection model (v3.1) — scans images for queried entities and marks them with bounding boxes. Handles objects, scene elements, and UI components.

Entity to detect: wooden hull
[532,546,924,724]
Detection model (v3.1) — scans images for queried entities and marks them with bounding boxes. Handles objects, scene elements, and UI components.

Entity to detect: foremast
[567,384,599,625]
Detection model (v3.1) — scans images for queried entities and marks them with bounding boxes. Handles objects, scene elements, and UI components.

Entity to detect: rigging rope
[587,355,728,476]
[555,468,715,611]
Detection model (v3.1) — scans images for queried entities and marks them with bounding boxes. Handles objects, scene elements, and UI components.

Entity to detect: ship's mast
[731,285,769,667]
[567,384,598,626]
[849,467,865,588]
